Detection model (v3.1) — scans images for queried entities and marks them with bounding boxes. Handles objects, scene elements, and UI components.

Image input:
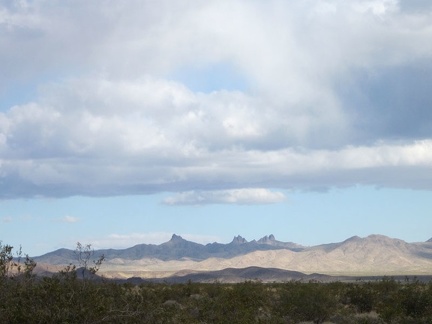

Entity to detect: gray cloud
[339,61,432,143]
[1,0,432,200]
[399,0,432,12]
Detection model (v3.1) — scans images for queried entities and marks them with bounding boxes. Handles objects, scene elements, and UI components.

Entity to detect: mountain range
[34,234,302,264]
[33,234,432,280]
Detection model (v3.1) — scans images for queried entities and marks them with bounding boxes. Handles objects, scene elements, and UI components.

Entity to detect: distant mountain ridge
[34,234,303,264]
[33,234,432,278]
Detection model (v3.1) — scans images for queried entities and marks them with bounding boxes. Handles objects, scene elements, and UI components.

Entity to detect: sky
[1,0,432,256]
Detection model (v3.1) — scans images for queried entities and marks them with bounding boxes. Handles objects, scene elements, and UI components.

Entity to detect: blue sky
[1,0,432,256]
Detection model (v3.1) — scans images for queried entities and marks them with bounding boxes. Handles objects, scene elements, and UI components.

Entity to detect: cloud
[163,189,286,206]
[56,216,80,223]
[399,0,432,12]
[1,1,432,200]
[1,216,13,223]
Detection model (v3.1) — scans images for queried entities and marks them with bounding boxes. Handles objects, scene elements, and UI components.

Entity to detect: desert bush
[345,282,376,313]
[279,281,340,323]
[0,242,36,281]
[197,281,267,323]
[397,279,432,322]
[4,243,432,323]
[3,275,432,323]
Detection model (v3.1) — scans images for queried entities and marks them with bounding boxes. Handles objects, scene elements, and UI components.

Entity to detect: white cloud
[55,216,80,223]
[164,188,286,206]
[353,0,398,16]
[1,1,432,199]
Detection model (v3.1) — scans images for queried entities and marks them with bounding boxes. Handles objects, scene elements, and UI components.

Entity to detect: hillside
[123,266,333,284]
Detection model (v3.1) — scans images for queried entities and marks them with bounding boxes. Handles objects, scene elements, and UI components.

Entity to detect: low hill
[123,266,332,284]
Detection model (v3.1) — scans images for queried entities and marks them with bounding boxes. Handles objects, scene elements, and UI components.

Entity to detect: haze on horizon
[1,0,432,256]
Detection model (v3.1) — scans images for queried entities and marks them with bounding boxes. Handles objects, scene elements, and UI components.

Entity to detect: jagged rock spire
[231,235,247,244]
[258,234,276,244]
[170,234,184,241]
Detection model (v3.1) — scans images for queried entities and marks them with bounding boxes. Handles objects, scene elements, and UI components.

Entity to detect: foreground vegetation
[2,243,432,323]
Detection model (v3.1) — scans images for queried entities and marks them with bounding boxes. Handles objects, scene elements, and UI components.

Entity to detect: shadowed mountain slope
[124,266,332,284]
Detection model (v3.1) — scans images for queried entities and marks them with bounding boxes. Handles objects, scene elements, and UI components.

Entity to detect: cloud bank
[163,189,286,205]
[1,0,432,200]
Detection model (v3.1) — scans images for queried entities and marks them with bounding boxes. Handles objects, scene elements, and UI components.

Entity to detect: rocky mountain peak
[343,236,361,243]
[365,234,402,244]
[231,235,247,244]
[258,234,276,244]
[169,234,184,242]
